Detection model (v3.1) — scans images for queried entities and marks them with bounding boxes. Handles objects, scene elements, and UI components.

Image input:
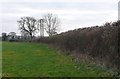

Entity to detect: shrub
[39,21,120,71]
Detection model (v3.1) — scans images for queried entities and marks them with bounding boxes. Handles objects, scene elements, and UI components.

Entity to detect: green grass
[2,42,111,77]
[0,42,2,78]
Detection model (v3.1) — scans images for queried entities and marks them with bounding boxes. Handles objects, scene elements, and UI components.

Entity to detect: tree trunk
[30,33,33,39]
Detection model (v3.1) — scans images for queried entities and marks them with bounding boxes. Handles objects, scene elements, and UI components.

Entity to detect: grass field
[0,42,2,78]
[2,42,112,77]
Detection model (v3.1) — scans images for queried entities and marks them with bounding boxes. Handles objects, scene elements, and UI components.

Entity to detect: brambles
[39,21,120,71]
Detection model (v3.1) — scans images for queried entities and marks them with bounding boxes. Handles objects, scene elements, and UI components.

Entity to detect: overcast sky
[0,0,119,35]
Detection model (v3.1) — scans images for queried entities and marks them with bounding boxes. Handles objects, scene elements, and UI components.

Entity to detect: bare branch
[43,13,60,36]
[18,17,37,39]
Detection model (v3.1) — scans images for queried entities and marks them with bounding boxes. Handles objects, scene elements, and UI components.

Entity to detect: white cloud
[0,0,118,35]
[0,0,119,3]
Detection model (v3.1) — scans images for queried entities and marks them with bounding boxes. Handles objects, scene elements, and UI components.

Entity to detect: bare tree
[18,17,37,39]
[43,13,60,36]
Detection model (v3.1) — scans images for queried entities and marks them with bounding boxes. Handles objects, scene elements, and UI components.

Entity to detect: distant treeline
[38,21,120,72]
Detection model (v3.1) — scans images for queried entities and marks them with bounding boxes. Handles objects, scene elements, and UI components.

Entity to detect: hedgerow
[39,21,120,72]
